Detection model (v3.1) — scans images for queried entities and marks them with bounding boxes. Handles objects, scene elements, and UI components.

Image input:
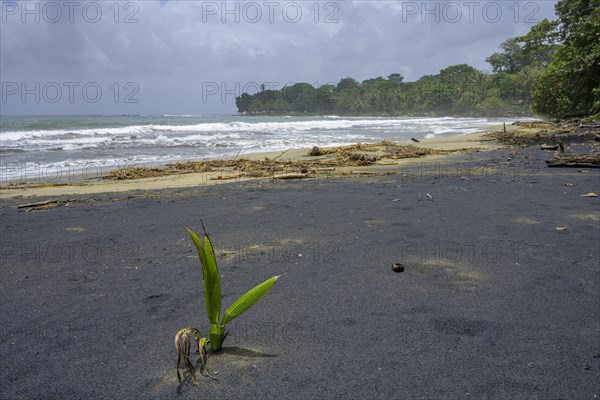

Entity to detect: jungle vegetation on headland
[236,0,599,119]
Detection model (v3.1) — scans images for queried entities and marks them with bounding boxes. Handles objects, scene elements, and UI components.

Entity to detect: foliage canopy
[236,0,599,118]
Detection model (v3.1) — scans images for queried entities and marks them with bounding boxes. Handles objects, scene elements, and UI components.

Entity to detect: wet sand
[0,126,599,399]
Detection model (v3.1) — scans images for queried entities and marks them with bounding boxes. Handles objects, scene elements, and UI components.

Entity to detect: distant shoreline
[236,112,537,118]
[1,115,531,186]
[0,125,517,198]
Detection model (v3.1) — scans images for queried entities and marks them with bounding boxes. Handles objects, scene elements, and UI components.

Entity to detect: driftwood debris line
[17,200,61,209]
[546,154,600,168]
[102,142,458,181]
[17,198,92,211]
[485,119,600,146]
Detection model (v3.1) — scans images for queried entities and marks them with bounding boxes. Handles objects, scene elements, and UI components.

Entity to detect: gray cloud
[0,0,557,115]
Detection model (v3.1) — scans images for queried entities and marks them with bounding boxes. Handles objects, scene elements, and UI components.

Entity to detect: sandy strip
[0,128,509,199]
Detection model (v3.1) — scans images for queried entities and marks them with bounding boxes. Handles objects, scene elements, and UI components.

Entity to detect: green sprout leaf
[204,233,222,324]
[221,275,281,326]
[186,228,221,324]
[186,226,281,351]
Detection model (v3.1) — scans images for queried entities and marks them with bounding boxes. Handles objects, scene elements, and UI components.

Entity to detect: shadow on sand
[176,346,277,394]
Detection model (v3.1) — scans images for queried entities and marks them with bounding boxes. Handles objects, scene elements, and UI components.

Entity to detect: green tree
[388,73,404,84]
[476,93,510,116]
[517,0,600,117]
[316,84,336,113]
[437,64,487,114]
[336,77,360,92]
[235,93,252,113]
[487,37,555,74]
[486,39,526,73]
[283,83,317,113]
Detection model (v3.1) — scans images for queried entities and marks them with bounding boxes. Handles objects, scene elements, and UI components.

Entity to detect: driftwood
[273,174,311,180]
[17,198,91,211]
[546,154,600,168]
[18,200,60,209]
[540,144,559,151]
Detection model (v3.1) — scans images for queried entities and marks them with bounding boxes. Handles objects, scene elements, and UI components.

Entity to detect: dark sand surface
[1,147,599,399]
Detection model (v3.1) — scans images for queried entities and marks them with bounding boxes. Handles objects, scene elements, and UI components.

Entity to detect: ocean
[0,114,526,182]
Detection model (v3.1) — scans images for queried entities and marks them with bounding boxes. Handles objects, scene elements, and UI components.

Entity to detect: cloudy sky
[1,0,558,115]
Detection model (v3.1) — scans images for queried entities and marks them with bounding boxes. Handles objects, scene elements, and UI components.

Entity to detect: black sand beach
[1,145,599,399]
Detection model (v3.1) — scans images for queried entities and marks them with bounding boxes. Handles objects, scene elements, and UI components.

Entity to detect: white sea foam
[0,115,534,171]
[1,117,495,142]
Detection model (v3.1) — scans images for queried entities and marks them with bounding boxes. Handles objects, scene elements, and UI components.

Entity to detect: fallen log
[540,144,559,151]
[18,200,61,209]
[546,154,600,168]
[273,174,311,180]
[17,198,91,211]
